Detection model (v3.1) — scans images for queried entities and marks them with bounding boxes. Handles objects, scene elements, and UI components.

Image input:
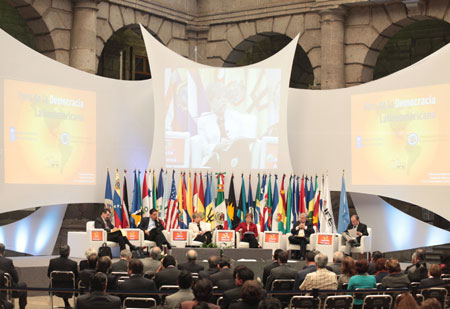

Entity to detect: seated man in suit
[262,249,283,288]
[75,272,121,309]
[0,243,27,309]
[406,249,430,282]
[154,255,181,289]
[189,213,213,245]
[79,248,97,271]
[139,209,171,250]
[294,251,317,290]
[199,255,220,280]
[164,270,194,309]
[300,253,338,291]
[330,251,344,275]
[94,209,136,251]
[143,247,162,278]
[178,250,204,273]
[48,245,78,309]
[111,249,132,273]
[78,253,98,292]
[420,264,446,288]
[288,213,315,260]
[342,214,369,255]
[118,259,159,303]
[210,258,233,289]
[265,251,297,290]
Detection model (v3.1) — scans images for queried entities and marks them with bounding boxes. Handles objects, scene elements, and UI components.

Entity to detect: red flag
[300,176,306,214]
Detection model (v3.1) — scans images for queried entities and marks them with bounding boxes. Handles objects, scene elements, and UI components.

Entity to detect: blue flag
[247,175,254,221]
[338,176,350,233]
[104,169,113,213]
[130,170,142,228]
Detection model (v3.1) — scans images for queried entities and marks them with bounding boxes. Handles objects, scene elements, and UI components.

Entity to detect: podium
[314,233,339,261]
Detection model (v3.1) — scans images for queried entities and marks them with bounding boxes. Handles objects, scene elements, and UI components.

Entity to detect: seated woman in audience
[181,279,219,309]
[374,258,388,283]
[395,293,419,309]
[381,258,410,289]
[235,213,259,248]
[338,256,356,289]
[230,280,264,309]
[347,259,376,308]
[258,297,282,309]
[189,213,213,245]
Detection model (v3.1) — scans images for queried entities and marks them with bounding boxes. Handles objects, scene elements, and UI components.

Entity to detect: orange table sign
[127,230,140,241]
[317,234,333,245]
[91,231,103,241]
[217,231,234,242]
[264,233,280,243]
[172,230,188,241]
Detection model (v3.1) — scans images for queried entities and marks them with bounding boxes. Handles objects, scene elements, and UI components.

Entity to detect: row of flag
[104,168,352,235]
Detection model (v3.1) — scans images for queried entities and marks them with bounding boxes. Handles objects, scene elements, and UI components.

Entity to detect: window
[135,55,151,80]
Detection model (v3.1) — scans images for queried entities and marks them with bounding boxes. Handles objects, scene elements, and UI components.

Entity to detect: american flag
[165,171,179,231]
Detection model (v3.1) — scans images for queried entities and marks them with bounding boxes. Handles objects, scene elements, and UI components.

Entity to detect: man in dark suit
[118,259,159,303]
[265,251,297,290]
[178,250,204,273]
[154,255,181,288]
[111,249,132,272]
[0,243,27,309]
[139,209,171,250]
[78,254,98,292]
[94,209,136,251]
[420,264,445,288]
[342,215,369,255]
[48,245,78,308]
[75,272,121,309]
[262,249,283,288]
[210,258,233,287]
[294,251,317,290]
[288,213,315,259]
[199,255,219,280]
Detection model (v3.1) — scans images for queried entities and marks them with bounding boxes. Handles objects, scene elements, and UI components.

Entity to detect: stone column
[319,7,346,89]
[70,0,99,74]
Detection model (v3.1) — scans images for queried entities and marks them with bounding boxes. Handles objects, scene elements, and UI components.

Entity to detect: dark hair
[90,272,107,292]
[101,209,111,214]
[60,245,70,258]
[0,243,5,255]
[128,259,143,275]
[233,265,254,283]
[420,298,442,309]
[97,256,112,273]
[219,257,231,268]
[386,258,401,273]
[178,270,193,289]
[305,251,316,262]
[150,209,157,215]
[162,255,176,268]
[241,280,262,304]
[355,259,369,274]
[395,293,419,309]
[416,249,426,262]
[258,297,282,309]
[193,279,213,302]
[278,251,288,264]
[192,301,211,309]
[429,264,441,278]
[273,249,283,260]
[375,258,387,272]
[87,254,99,269]
[372,251,383,262]
[208,256,220,269]
[342,257,356,276]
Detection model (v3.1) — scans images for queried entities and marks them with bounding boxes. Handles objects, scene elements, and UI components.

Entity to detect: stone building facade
[2,0,450,89]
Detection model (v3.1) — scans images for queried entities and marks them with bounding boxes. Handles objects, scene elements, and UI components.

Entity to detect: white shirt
[148,218,156,231]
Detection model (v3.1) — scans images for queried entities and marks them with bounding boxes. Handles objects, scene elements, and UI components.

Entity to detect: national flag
[104,169,113,215]
[130,170,142,228]
[320,175,337,233]
[113,169,123,228]
[193,173,198,214]
[247,174,254,223]
[286,175,293,233]
[338,175,350,233]
[156,169,164,213]
[198,173,205,219]
[166,171,179,231]
[237,174,246,222]
[142,170,150,216]
[177,172,188,229]
[204,173,215,228]
[264,175,272,231]
[271,175,280,231]
[162,170,170,222]
[260,174,267,232]
[121,171,130,228]
[227,174,238,229]
[215,172,227,229]
[300,176,306,214]
[307,177,315,221]
[291,176,297,226]
[182,173,191,225]
[312,179,321,229]
[278,174,287,233]
[255,174,261,225]
[152,171,157,210]
[146,170,153,212]
[186,173,194,220]
[210,173,217,201]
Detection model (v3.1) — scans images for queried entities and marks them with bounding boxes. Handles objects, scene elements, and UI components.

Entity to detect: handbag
[98,243,112,259]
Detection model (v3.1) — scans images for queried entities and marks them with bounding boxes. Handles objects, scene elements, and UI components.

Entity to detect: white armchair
[338,227,372,255]
[236,224,262,248]
[214,230,236,248]
[187,222,212,247]
[284,225,317,255]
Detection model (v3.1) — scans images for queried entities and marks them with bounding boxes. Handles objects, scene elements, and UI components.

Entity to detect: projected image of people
[164,67,281,169]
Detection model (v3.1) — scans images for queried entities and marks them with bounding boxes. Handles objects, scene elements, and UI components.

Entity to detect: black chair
[421,287,447,309]
[192,273,199,283]
[410,282,421,289]
[2,273,13,304]
[49,271,76,309]
[289,295,321,309]
[159,285,179,293]
[217,296,224,307]
[123,297,157,308]
[270,279,296,307]
[324,295,354,308]
[362,294,392,309]
[117,275,130,284]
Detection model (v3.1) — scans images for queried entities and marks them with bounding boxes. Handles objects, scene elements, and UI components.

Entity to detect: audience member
[75,272,121,309]
[330,251,344,275]
[262,249,283,287]
[155,255,181,288]
[347,259,376,307]
[420,298,442,309]
[78,253,98,291]
[0,243,27,309]
[407,249,429,282]
[338,256,356,289]
[265,251,296,290]
[221,266,256,309]
[300,253,338,291]
[230,280,264,309]
[293,251,316,290]
[199,256,220,280]
[79,248,97,271]
[180,279,219,309]
[143,246,162,277]
[178,250,205,273]
[164,270,194,309]
[118,259,159,303]
[368,251,383,275]
[258,297,282,309]
[374,258,388,283]
[96,256,118,291]
[420,264,445,288]
[381,258,410,289]
[111,249,132,272]
[210,258,233,288]
[395,293,419,309]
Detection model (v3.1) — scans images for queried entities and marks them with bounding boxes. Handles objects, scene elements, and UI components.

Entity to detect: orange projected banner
[217,231,234,242]
[172,230,188,241]
[351,83,450,186]
[126,230,140,241]
[317,234,333,245]
[4,80,96,185]
[264,232,280,244]
[91,231,103,241]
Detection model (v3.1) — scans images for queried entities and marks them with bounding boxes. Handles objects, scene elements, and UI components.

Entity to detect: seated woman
[235,213,259,248]
[189,213,212,245]
[347,259,376,308]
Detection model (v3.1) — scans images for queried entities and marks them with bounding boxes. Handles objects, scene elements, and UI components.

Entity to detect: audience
[420,298,442,309]
[230,280,264,309]
[118,259,159,302]
[78,253,98,290]
[75,272,121,309]
[0,243,27,309]
[338,256,356,289]
[96,256,118,291]
[79,248,97,271]
[210,258,233,288]
[164,270,195,309]
[265,251,296,290]
[47,244,78,309]
[199,255,220,280]
[258,297,282,309]
[395,293,419,309]
[300,253,338,291]
[155,255,181,288]
[368,251,383,275]
[181,279,219,309]
[293,251,316,290]
[347,259,376,307]
[374,258,388,283]
[407,249,429,282]
[111,249,132,272]
[330,251,344,275]
[262,249,283,288]
[178,250,205,273]
[420,264,445,288]
[381,258,410,289]
[143,246,162,277]
[440,254,450,275]
[221,266,256,309]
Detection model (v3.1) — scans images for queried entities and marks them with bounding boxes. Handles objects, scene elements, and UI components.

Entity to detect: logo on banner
[91,231,103,241]
[218,231,233,242]
[264,233,280,244]
[317,234,333,245]
[172,230,188,241]
[127,230,140,241]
